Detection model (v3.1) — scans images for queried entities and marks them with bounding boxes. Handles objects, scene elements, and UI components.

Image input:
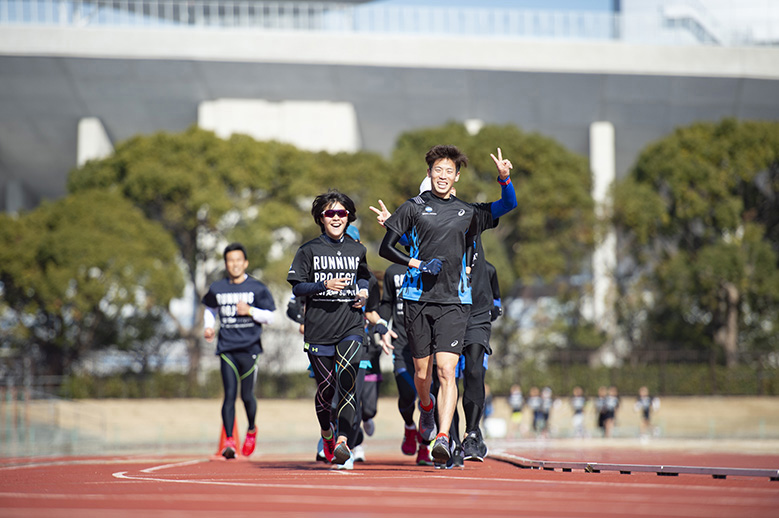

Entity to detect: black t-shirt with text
[201,276,276,355]
[287,234,371,345]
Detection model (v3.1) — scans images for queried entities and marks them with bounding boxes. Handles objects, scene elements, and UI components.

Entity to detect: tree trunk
[169,308,204,395]
[185,330,202,395]
[713,282,740,368]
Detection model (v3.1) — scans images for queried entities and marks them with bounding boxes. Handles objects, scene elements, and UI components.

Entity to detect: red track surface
[1,449,778,518]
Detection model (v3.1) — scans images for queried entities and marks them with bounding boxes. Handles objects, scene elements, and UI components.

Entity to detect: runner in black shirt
[374,147,516,466]
[344,225,395,464]
[202,242,276,459]
[287,190,392,469]
[458,258,503,462]
[379,145,509,466]
[351,265,383,463]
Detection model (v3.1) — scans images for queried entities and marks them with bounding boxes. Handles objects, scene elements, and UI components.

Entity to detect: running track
[1,447,778,517]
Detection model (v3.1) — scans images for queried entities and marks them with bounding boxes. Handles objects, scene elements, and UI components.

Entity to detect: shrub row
[486,361,779,397]
[57,362,778,399]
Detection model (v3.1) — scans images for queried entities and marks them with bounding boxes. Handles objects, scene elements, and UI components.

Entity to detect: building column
[77,117,114,167]
[589,121,618,365]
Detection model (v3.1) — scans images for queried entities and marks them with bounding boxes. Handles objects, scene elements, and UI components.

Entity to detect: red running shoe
[322,431,336,463]
[401,425,417,456]
[416,442,434,466]
[242,429,257,457]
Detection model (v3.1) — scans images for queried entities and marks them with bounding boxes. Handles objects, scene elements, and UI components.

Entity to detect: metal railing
[0,0,616,37]
[1,0,776,46]
[0,385,108,457]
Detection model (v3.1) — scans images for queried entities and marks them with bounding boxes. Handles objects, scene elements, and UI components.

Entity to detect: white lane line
[141,459,209,473]
[111,469,778,496]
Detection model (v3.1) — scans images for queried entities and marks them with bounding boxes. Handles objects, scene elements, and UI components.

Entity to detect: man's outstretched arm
[490,147,517,219]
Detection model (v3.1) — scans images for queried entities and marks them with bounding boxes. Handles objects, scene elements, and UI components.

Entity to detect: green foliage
[613,119,779,363]
[0,191,183,375]
[612,177,668,247]
[61,369,318,399]
[57,363,778,399]
[487,361,779,397]
[61,371,192,398]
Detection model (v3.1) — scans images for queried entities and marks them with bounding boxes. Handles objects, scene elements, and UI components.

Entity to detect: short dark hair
[311,190,357,233]
[425,145,468,172]
[223,242,247,260]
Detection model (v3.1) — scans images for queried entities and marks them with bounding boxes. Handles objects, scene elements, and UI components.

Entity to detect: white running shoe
[353,445,366,462]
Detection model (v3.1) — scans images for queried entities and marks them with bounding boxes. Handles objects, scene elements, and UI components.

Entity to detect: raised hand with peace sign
[490,147,513,181]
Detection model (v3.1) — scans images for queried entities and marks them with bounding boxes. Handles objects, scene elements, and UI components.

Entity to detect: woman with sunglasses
[287,190,392,469]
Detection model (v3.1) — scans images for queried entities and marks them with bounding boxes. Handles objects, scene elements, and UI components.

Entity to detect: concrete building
[1,0,778,213]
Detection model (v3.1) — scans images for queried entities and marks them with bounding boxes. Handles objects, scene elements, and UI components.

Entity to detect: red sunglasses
[322,209,349,218]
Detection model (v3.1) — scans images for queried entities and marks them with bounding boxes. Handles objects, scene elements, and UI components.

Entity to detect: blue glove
[419,258,443,275]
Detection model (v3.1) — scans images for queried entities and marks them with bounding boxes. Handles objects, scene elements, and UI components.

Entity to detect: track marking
[141,459,209,473]
[0,458,178,472]
[110,467,779,496]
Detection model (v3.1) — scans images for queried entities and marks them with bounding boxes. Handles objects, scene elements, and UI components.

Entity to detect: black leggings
[308,338,362,439]
[393,345,417,426]
[460,343,487,434]
[220,350,260,438]
[395,369,417,426]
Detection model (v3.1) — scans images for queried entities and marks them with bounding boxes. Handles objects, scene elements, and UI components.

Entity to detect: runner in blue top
[202,242,276,459]
[373,146,515,467]
[378,145,514,467]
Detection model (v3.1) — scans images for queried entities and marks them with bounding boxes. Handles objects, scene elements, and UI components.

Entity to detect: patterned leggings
[308,338,362,438]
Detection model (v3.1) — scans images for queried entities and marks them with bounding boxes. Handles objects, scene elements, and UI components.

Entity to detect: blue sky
[371,0,613,11]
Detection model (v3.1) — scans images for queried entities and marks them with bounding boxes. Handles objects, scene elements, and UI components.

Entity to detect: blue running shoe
[316,437,327,462]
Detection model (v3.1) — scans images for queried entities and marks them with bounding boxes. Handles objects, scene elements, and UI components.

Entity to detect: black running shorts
[464,320,492,353]
[404,301,470,358]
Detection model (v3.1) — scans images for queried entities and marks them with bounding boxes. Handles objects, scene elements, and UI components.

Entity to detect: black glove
[374,323,389,336]
[419,258,443,275]
[286,298,305,325]
[490,305,503,322]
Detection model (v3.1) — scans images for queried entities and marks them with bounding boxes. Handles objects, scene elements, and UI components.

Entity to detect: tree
[613,119,779,367]
[67,128,307,386]
[0,190,183,377]
[67,127,394,387]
